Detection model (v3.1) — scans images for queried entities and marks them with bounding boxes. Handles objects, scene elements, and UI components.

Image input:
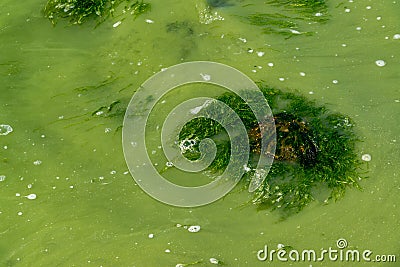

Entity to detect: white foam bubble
[188,225,201,233]
[362,154,371,162]
[0,124,13,136]
[26,193,37,200]
[375,60,386,67]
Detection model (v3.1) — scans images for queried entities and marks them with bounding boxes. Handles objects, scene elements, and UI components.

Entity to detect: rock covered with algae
[178,86,363,216]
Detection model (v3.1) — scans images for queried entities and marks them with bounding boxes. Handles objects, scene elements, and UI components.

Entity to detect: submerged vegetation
[44,0,150,25]
[178,86,363,216]
[245,0,328,37]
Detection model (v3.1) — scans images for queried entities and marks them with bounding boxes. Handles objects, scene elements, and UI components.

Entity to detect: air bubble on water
[166,162,173,167]
[356,27,362,31]
[17,211,23,216]
[110,170,117,175]
[375,60,386,67]
[26,193,37,200]
[0,124,13,136]
[165,249,171,253]
[188,225,201,233]
[209,258,220,264]
[3,146,7,149]
[366,6,372,9]
[332,80,339,84]
[113,21,122,28]
[279,77,285,81]
[299,72,306,76]
[0,175,5,182]
[394,34,400,39]
[315,12,323,17]
[257,51,265,57]
[70,185,74,189]
[145,19,154,24]
[33,160,42,166]
[148,233,154,238]
[362,154,371,162]
[105,128,112,133]
[16,193,21,197]
[345,8,351,13]
[267,62,274,67]
[27,184,32,189]
[309,91,314,95]
[41,134,45,138]
[377,16,382,20]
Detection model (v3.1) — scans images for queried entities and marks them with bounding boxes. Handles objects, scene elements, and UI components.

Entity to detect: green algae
[244,0,328,37]
[44,0,150,25]
[178,86,363,216]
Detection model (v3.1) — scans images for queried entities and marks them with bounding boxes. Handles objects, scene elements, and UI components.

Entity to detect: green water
[1,0,399,266]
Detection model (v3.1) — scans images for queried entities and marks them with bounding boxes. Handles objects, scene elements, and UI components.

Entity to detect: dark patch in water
[207,0,234,7]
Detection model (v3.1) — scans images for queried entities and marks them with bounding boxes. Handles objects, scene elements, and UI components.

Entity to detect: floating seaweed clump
[178,86,363,215]
[245,0,328,37]
[44,0,150,25]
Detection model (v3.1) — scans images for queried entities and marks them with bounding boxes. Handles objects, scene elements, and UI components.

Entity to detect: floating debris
[0,124,13,136]
[188,225,201,233]
[375,60,386,67]
[361,154,371,162]
[0,175,5,182]
[200,73,211,81]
